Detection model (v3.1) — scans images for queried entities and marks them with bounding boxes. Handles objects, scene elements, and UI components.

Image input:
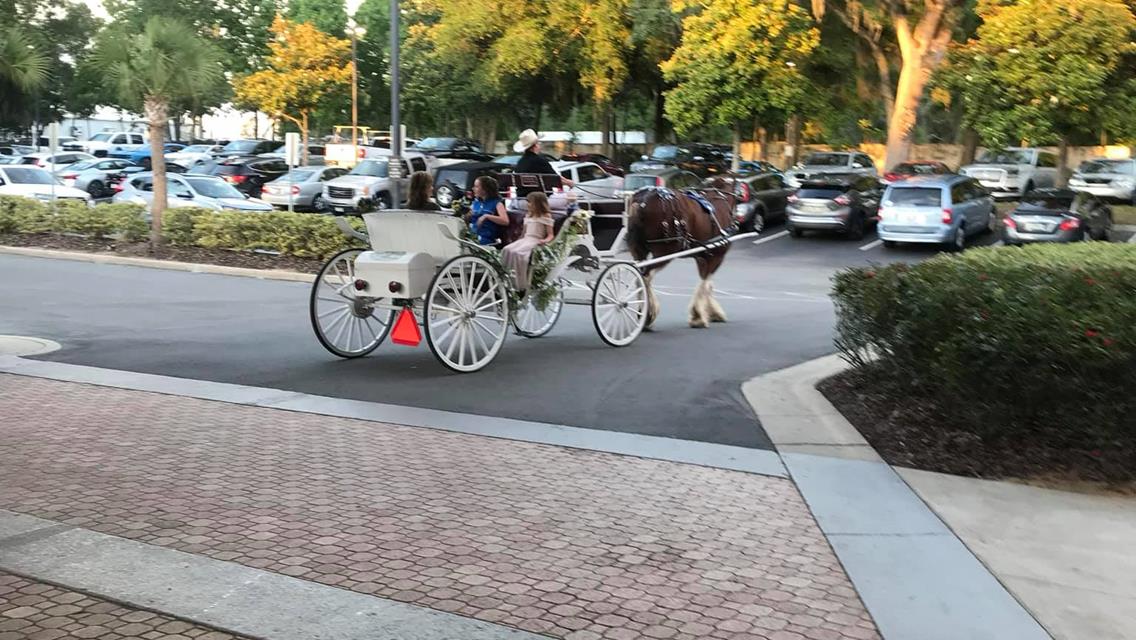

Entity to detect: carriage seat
[504,192,574,244]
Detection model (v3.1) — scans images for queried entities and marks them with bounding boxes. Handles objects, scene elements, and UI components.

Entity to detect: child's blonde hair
[526,191,551,218]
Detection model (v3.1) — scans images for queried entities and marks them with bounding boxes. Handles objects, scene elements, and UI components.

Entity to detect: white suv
[63,132,145,157]
[959,148,1058,199]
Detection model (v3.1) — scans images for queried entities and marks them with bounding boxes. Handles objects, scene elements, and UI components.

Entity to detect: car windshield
[181,145,211,153]
[66,161,98,172]
[893,163,941,174]
[281,169,316,182]
[1021,194,1074,210]
[798,186,846,199]
[802,153,849,167]
[624,175,659,190]
[89,133,114,142]
[3,167,55,184]
[413,137,456,151]
[1078,159,1134,175]
[222,140,261,153]
[886,187,941,206]
[185,177,244,199]
[649,146,678,160]
[349,160,389,178]
[977,149,1031,164]
[436,169,470,188]
[493,155,521,165]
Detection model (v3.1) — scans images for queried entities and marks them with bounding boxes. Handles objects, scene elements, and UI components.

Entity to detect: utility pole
[389,0,402,208]
[350,22,361,165]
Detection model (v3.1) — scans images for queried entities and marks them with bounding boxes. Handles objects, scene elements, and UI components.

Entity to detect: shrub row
[831,243,1136,445]
[0,196,365,260]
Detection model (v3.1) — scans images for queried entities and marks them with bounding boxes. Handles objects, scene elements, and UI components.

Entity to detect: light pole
[348,21,366,162]
[389,0,402,208]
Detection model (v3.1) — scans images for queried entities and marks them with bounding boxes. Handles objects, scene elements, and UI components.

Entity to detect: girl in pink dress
[502,191,555,290]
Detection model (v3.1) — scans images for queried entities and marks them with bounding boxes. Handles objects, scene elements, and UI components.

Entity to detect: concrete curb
[0,245,315,283]
[743,355,1052,640]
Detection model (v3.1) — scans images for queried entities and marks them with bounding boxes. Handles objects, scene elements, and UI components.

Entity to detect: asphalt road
[4,220,1114,450]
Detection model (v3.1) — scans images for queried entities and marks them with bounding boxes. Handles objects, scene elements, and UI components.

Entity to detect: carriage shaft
[632,231,758,269]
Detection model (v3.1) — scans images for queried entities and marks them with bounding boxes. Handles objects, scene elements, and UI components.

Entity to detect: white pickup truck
[63,131,146,157]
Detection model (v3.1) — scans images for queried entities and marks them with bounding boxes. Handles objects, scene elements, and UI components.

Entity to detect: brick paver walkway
[0,374,879,640]
[0,572,246,640]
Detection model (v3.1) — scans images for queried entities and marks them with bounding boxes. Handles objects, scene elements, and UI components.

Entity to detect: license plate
[1023,222,1048,233]
[898,211,922,224]
[333,206,346,213]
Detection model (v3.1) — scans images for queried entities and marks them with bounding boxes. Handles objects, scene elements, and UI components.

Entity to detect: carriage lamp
[354,279,368,291]
[388,281,403,293]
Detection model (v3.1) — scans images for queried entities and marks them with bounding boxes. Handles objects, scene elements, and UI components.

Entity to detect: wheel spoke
[469,319,492,359]
[318,305,351,321]
[475,313,506,323]
[332,309,350,347]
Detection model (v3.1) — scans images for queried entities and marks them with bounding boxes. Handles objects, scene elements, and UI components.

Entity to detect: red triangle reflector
[390,307,421,347]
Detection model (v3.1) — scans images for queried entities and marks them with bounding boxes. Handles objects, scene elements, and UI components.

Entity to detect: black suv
[786,176,882,240]
[205,157,289,197]
[710,172,793,232]
[433,161,510,208]
[410,137,493,162]
[630,143,729,177]
[215,139,278,159]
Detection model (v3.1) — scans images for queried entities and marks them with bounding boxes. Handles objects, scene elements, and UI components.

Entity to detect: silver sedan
[260,166,348,212]
[56,158,137,198]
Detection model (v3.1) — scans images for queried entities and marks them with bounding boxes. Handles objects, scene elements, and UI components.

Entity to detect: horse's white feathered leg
[644,271,661,330]
[707,280,728,323]
[689,280,710,328]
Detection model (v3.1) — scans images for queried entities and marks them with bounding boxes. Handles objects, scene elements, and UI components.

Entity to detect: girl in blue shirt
[469,176,509,245]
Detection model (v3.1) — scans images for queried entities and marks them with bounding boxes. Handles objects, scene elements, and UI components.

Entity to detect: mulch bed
[0,232,323,274]
[817,364,1136,488]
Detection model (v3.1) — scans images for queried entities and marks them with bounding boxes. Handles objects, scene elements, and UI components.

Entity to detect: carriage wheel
[592,263,648,347]
[424,255,510,373]
[310,248,393,358]
[513,287,564,338]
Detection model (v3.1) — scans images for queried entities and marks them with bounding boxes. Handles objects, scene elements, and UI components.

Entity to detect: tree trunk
[653,90,666,144]
[960,127,978,166]
[172,116,182,144]
[759,127,770,161]
[144,96,169,251]
[882,14,952,171]
[731,123,741,172]
[869,44,895,123]
[785,114,802,169]
[1056,135,1069,188]
[601,103,613,158]
[301,111,310,167]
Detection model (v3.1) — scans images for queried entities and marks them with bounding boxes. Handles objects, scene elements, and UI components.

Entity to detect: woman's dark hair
[407,171,434,210]
[475,175,499,200]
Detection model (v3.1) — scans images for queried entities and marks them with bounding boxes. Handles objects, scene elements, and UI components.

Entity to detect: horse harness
[641,187,736,252]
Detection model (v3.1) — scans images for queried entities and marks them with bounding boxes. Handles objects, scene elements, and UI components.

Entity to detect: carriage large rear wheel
[592,263,647,347]
[310,248,394,358]
[424,255,510,372]
[513,287,564,338]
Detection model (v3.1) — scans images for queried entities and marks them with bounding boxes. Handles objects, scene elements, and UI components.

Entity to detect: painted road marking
[1128,231,1136,243]
[858,239,883,251]
[752,230,790,246]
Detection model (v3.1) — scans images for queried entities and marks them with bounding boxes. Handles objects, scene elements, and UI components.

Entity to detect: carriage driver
[512,129,574,187]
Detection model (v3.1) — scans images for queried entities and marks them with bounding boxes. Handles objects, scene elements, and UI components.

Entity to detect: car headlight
[360,186,370,196]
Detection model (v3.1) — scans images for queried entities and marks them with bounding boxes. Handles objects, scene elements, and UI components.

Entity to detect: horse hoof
[710,315,727,323]
[689,319,709,329]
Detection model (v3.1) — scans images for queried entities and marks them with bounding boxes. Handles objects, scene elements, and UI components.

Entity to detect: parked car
[559,152,624,177]
[215,139,278,158]
[20,151,96,172]
[491,152,560,170]
[877,175,996,251]
[959,147,1058,199]
[63,131,144,157]
[165,144,224,168]
[629,143,729,177]
[786,175,883,240]
[621,167,702,194]
[261,166,349,212]
[367,135,420,149]
[737,160,781,175]
[553,161,624,200]
[0,144,35,157]
[882,161,951,184]
[785,151,878,189]
[1068,158,1135,205]
[322,157,414,213]
[432,161,510,208]
[203,157,290,197]
[56,158,137,198]
[0,166,91,204]
[410,137,493,162]
[0,156,23,165]
[716,172,792,232]
[261,143,327,165]
[113,173,273,212]
[1002,189,1112,245]
[108,143,187,168]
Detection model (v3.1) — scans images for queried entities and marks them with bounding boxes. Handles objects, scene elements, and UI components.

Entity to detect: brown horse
[625,183,737,329]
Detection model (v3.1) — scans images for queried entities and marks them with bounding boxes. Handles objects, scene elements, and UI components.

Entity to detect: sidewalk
[0,372,878,640]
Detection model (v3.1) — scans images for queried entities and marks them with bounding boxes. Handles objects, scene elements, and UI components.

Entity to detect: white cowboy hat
[513,129,540,153]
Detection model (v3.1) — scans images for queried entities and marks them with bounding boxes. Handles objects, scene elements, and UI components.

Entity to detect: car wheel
[945,224,966,252]
[87,181,105,198]
[1022,181,1034,199]
[846,212,865,241]
[311,194,327,213]
[377,192,393,210]
[788,226,803,238]
[435,183,456,207]
[748,209,765,234]
[1092,213,1112,241]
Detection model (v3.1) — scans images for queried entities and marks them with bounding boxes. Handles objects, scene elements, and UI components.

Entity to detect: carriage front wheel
[513,287,564,338]
[592,263,648,347]
[310,248,394,358]
[424,255,510,373]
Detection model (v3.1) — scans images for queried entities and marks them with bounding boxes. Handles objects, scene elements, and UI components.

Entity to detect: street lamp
[348,21,367,160]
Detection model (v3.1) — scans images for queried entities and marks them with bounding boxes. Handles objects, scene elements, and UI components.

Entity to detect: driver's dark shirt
[513,150,556,175]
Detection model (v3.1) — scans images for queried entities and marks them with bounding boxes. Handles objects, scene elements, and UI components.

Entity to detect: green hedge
[0,196,147,241]
[1,196,365,260]
[832,244,1136,443]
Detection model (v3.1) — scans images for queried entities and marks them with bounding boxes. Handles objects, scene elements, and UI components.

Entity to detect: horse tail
[625,190,651,262]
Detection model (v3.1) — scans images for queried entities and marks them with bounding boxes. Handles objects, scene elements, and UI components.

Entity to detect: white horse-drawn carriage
[309,173,758,373]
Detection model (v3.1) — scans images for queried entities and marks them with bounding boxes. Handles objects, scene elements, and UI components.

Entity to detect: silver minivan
[878,175,996,251]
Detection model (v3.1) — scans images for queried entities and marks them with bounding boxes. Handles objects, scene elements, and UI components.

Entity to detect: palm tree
[91,18,224,249]
[0,27,49,90]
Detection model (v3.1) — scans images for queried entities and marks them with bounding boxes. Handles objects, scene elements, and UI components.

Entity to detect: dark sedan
[204,157,290,197]
[786,176,882,240]
[411,137,493,162]
[560,152,624,177]
[1003,189,1112,244]
[706,172,792,232]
